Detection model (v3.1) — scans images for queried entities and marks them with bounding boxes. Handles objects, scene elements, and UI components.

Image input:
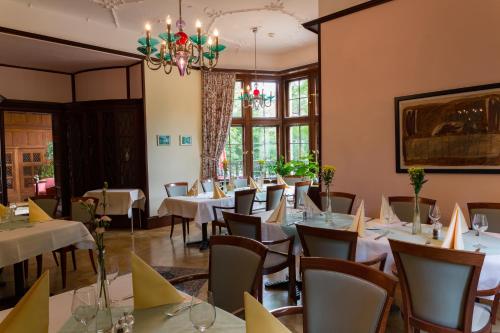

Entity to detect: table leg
[13,262,25,297]
[130,213,134,234]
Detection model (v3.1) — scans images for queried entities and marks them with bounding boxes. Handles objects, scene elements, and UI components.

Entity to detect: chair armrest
[262,235,294,246]
[212,206,235,222]
[270,305,303,318]
[358,252,388,271]
[169,273,209,285]
[477,284,499,297]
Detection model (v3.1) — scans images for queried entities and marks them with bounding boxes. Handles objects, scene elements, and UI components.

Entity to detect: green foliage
[408,167,427,195]
[267,156,294,176]
[267,154,319,179]
[40,142,54,178]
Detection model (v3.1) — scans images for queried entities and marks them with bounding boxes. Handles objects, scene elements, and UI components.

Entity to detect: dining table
[0,273,246,333]
[256,210,500,293]
[157,185,295,250]
[0,218,95,297]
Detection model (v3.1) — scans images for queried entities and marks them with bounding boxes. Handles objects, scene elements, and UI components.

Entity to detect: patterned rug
[154,266,207,297]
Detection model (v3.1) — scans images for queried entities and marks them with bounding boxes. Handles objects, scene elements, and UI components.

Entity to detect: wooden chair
[253,184,285,212]
[294,181,311,208]
[201,179,214,193]
[52,197,99,288]
[297,224,387,271]
[390,239,498,333]
[467,202,500,233]
[388,196,436,224]
[164,182,190,243]
[271,257,397,333]
[169,235,267,315]
[211,188,256,235]
[320,191,356,214]
[222,211,296,303]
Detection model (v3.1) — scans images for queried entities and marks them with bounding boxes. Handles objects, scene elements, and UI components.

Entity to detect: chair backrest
[223,211,262,241]
[388,196,436,224]
[201,179,214,193]
[297,224,357,260]
[234,189,256,215]
[320,192,356,214]
[233,178,248,189]
[71,197,99,224]
[164,182,188,197]
[283,176,303,186]
[265,184,285,211]
[294,181,311,208]
[467,202,500,233]
[301,257,397,333]
[209,235,267,313]
[389,239,485,332]
[30,195,59,218]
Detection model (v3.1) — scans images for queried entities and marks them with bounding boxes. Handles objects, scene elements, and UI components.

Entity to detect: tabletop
[84,188,146,217]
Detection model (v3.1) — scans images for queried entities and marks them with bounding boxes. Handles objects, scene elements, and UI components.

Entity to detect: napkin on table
[187,180,199,197]
[28,199,52,223]
[131,252,184,310]
[349,200,366,237]
[248,177,262,192]
[441,204,466,250]
[379,195,400,224]
[304,195,322,214]
[0,271,49,333]
[266,197,287,224]
[212,183,227,199]
[244,292,291,333]
[0,204,7,216]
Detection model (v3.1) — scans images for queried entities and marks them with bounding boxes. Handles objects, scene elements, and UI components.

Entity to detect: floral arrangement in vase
[222,159,229,192]
[320,165,336,219]
[408,167,427,234]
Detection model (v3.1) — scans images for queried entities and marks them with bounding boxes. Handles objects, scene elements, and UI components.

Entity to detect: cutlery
[165,302,199,318]
[374,231,390,240]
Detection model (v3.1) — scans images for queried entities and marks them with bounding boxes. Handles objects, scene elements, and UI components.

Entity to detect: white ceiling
[8,0,318,55]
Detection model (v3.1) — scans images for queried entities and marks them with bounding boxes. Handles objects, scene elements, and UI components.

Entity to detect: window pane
[289,99,300,117]
[233,81,243,118]
[289,125,309,160]
[251,82,277,118]
[299,97,309,116]
[289,81,299,99]
[221,126,244,177]
[252,126,277,177]
[288,79,309,117]
[299,79,309,98]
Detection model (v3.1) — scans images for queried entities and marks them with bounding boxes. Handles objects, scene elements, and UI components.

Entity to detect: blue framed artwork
[156,135,171,146]
[179,135,192,146]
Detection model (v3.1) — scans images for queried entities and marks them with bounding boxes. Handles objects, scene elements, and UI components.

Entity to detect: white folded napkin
[248,177,262,192]
[304,195,322,214]
[379,195,400,224]
[441,204,466,250]
[349,200,366,237]
[187,180,199,197]
[267,197,287,224]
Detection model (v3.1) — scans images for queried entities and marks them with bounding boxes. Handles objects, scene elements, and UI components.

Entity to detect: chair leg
[88,250,97,274]
[52,252,59,266]
[23,260,28,279]
[71,249,77,271]
[169,216,175,238]
[187,220,190,234]
[182,219,187,244]
[36,255,43,278]
[288,257,297,304]
[257,276,263,303]
[60,251,67,289]
[211,222,217,236]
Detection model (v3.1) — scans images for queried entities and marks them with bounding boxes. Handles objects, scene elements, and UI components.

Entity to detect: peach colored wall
[74,68,127,101]
[321,0,500,222]
[0,66,71,102]
[128,63,143,99]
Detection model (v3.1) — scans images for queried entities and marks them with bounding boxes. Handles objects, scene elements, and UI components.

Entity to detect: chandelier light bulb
[213,29,219,37]
[166,15,171,25]
[207,37,213,45]
[195,19,202,28]
[145,22,151,31]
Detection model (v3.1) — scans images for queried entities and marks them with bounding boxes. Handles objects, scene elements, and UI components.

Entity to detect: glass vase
[96,249,113,333]
[223,171,228,193]
[412,195,422,235]
[325,185,333,222]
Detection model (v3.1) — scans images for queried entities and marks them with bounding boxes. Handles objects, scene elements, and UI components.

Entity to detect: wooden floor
[0,222,498,332]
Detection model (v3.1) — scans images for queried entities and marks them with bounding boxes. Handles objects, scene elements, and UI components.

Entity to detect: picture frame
[395,82,500,174]
[156,135,171,146]
[179,135,192,146]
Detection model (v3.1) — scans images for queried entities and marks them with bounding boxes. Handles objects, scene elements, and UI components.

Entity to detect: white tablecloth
[256,210,500,292]
[84,189,146,218]
[0,219,95,268]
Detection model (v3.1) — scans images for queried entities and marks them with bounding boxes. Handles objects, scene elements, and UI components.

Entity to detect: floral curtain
[201,71,236,179]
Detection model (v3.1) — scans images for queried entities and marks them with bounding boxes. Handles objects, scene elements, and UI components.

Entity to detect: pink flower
[100,216,112,222]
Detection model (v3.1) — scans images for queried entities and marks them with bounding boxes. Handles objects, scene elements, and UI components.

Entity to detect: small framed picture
[156,135,171,146]
[179,135,192,146]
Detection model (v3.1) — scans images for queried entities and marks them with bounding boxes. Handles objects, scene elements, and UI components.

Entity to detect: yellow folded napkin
[0,204,7,216]
[266,197,287,224]
[304,195,321,214]
[212,183,227,199]
[244,292,291,333]
[349,200,366,237]
[187,180,199,197]
[0,271,49,333]
[379,195,400,224]
[248,177,262,192]
[276,175,289,188]
[28,199,51,223]
[131,252,184,310]
[227,178,235,192]
[441,204,466,250]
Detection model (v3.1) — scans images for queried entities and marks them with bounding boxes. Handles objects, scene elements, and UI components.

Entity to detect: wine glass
[190,291,216,332]
[472,214,489,249]
[428,205,441,225]
[286,195,294,208]
[71,286,97,332]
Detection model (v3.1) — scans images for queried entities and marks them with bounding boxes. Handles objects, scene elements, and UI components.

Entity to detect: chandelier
[238,27,274,109]
[137,0,225,76]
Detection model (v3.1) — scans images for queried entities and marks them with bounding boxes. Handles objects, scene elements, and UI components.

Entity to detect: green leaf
[137,46,157,55]
[159,32,179,43]
[189,34,207,45]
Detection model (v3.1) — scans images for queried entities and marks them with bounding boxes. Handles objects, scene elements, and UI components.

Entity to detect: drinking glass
[472,214,489,249]
[286,195,294,208]
[428,204,441,225]
[190,291,216,332]
[71,286,97,332]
